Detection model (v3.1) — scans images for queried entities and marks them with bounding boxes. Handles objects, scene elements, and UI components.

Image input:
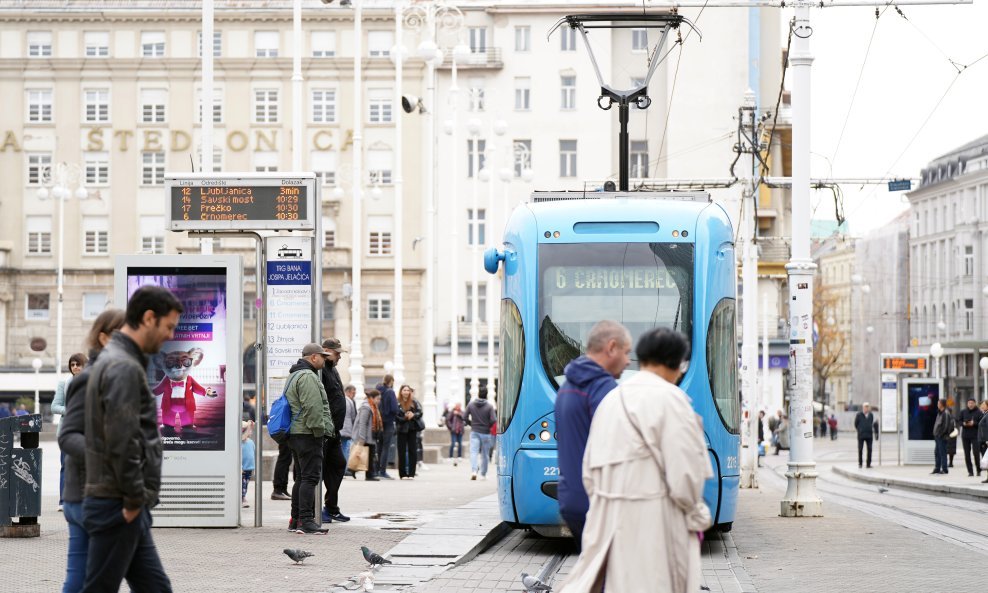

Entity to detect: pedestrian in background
[977,400,988,483]
[341,385,357,476]
[560,328,711,593]
[56,308,125,593]
[854,403,875,468]
[82,286,182,592]
[446,403,465,466]
[52,352,87,513]
[946,402,958,468]
[270,442,293,501]
[375,374,399,480]
[319,338,350,524]
[465,387,498,481]
[774,414,791,455]
[0,403,11,419]
[828,414,838,440]
[959,397,983,477]
[554,320,630,547]
[768,410,781,450]
[932,398,954,475]
[241,420,255,508]
[395,385,423,479]
[352,389,382,481]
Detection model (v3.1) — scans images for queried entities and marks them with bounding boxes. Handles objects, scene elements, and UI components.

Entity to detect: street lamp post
[349,0,366,397]
[980,356,988,401]
[38,162,88,385]
[32,358,42,416]
[930,342,944,380]
[479,116,506,404]
[467,117,481,401]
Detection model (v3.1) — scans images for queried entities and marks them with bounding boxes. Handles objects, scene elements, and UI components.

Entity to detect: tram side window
[707,298,739,434]
[498,299,525,432]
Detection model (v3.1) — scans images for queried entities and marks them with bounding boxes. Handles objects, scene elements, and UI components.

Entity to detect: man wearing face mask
[554,320,632,548]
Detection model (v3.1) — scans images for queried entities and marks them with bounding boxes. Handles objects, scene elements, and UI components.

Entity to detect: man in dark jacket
[554,320,631,547]
[854,403,876,469]
[978,400,988,483]
[932,398,953,474]
[375,374,399,479]
[465,389,498,480]
[82,286,181,592]
[320,338,350,522]
[959,397,983,477]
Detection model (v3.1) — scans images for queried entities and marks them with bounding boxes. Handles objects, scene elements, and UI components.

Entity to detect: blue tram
[483,191,740,536]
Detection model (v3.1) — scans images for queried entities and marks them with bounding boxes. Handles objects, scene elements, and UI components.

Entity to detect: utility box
[0,414,43,538]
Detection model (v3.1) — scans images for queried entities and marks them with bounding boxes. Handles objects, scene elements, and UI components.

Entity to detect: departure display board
[880,354,929,373]
[166,174,316,231]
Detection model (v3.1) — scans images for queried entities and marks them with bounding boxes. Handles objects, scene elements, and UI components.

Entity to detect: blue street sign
[887,179,911,192]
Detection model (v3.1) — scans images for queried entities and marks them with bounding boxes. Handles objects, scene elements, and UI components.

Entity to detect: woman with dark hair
[560,328,712,593]
[395,384,423,479]
[56,308,126,593]
[352,390,383,481]
[51,352,88,512]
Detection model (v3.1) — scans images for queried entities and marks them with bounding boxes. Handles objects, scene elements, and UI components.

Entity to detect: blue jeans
[241,470,253,499]
[470,432,494,476]
[449,433,463,458]
[934,437,949,472]
[82,497,171,592]
[62,501,88,593]
[341,437,352,464]
[59,450,65,505]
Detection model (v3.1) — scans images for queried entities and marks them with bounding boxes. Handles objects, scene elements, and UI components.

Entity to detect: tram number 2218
[543,466,560,477]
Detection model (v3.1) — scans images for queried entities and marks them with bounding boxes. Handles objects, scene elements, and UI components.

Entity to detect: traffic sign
[166,173,317,231]
[887,179,912,192]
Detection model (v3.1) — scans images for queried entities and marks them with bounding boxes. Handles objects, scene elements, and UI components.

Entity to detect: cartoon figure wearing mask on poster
[153,347,218,436]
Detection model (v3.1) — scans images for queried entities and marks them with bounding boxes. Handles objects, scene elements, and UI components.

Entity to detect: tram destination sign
[880,353,929,374]
[166,173,316,231]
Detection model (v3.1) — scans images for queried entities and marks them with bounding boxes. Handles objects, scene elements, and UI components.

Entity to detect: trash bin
[0,414,42,538]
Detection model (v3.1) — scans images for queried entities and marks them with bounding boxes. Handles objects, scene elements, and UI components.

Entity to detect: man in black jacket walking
[376,374,399,479]
[82,286,182,592]
[932,399,954,474]
[320,338,351,523]
[959,397,984,477]
[854,403,876,469]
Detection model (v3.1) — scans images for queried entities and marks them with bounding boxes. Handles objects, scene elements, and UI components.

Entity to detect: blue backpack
[267,370,305,445]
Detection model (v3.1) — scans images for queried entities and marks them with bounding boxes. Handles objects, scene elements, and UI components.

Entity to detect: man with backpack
[285,343,335,534]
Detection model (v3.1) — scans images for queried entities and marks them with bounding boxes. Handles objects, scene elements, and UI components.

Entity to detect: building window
[253,151,278,172]
[141,31,165,57]
[559,140,577,177]
[367,31,393,57]
[26,89,53,123]
[196,89,223,124]
[469,27,487,53]
[515,26,530,52]
[367,149,393,185]
[965,299,974,332]
[367,216,393,256]
[368,294,393,320]
[141,151,165,185]
[27,31,52,57]
[84,31,110,57]
[82,292,108,320]
[630,140,649,178]
[254,89,279,123]
[311,151,337,187]
[467,139,486,177]
[197,30,222,57]
[468,83,485,112]
[84,89,110,123]
[311,89,336,123]
[139,216,165,254]
[26,216,52,255]
[367,89,393,124]
[140,89,167,123]
[465,282,487,323]
[27,153,52,185]
[560,75,576,110]
[631,28,648,52]
[197,146,223,173]
[560,27,576,51]
[513,139,532,177]
[468,208,486,246]
[255,31,279,57]
[964,245,974,276]
[321,294,334,321]
[84,152,109,185]
[82,217,109,255]
[312,31,336,57]
[322,217,337,248]
[514,77,531,111]
[26,293,50,321]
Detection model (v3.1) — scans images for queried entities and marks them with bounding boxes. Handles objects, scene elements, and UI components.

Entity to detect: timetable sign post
[165,173,317,231]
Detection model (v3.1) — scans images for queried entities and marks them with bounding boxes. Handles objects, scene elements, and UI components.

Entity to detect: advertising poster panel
[880,374,898,433]
[905,380,940,441]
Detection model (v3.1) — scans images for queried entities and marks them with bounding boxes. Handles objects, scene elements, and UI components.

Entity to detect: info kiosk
[115,255,243,527]
[901,377,943,465]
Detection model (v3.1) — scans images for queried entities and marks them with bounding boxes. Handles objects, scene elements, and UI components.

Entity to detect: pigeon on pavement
[284,548,314,564]
[878,487,889,494]
[521,572,552,592]
[361,546,392,568]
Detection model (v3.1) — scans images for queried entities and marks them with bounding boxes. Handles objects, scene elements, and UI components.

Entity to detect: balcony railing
[437,47,503,70]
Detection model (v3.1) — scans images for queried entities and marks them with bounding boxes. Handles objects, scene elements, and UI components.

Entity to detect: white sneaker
[57,505,63,513]
[471,472,477,480]
[480,474,488,481]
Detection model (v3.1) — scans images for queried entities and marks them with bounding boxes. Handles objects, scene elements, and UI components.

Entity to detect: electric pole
[739,90,761,489]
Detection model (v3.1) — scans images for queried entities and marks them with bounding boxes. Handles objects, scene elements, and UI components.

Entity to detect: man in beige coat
[560,328,713,593]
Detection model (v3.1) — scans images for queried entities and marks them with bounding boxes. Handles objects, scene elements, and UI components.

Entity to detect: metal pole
[292,0,303,171]
[421,8,438,425]
[486,120,498,405]
[739,91,759,489]
[449,52,462,409]
[469,122,480,402]
[780,4,822,517]
[56,182,64,385]
[349,0,366,396]
[254,236,265,526]
[762,292,770,426]
[201,0,214,255]
[618,102,629,191]
[393,2,405,385]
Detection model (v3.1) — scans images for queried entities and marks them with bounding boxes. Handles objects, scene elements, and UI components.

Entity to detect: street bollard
[0,414,43,538]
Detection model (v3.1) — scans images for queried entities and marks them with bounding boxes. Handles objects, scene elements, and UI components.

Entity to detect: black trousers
[396,431,418,478]
[273,441,293,493]
[81,498,171,593]
[561,510,584,553]
[857,436,873,467]
[322,437,346,513]
[962,436,980,475]
[288,434,324,524]
[377,423,396,475]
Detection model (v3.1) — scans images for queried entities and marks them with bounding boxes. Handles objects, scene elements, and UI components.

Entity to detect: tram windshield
[538,242,693,388]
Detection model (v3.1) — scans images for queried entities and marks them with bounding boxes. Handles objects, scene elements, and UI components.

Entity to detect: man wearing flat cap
[320,338,351,523]
[286,343,335,534]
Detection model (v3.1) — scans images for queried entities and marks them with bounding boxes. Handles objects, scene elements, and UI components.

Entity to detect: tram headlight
[541,421,549,428]
[539,430,552,442]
